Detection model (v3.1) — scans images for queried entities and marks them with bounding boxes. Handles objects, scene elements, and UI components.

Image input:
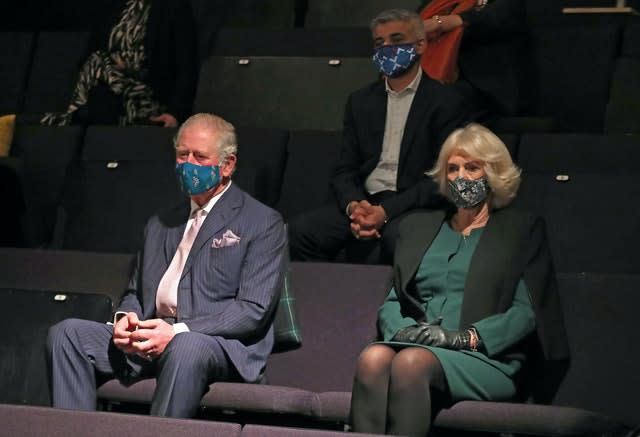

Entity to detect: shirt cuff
[173,322,190,334]
[111,311,128,325]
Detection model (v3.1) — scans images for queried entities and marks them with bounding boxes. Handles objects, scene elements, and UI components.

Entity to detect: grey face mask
[447,176,490,209]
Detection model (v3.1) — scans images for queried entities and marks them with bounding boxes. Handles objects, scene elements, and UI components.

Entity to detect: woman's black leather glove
[414,324,472,350]
[392,318,481,351]
[392,317,444,343]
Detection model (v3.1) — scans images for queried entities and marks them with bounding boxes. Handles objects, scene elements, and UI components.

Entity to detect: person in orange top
[420,0,528,121]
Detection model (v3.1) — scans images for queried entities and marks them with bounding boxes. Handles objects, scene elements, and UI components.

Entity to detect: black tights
[350,344,447,436]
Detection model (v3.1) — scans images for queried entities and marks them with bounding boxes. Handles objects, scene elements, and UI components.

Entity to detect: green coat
[377,207,569,402]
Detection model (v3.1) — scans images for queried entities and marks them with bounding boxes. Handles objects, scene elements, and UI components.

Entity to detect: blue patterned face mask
[447,176,490,209]
[176,162,221,196]
[372,43,419,78]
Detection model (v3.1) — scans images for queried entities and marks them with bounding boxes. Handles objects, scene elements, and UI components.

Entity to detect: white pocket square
[212,230,241,248]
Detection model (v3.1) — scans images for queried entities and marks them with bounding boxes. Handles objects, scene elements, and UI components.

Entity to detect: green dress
[377,221,536,402]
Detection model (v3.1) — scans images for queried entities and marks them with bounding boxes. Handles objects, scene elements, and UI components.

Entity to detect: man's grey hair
[370,9,425,39]
[174,113,238,163]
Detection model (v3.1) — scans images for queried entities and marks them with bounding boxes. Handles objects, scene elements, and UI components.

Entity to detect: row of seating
[2,123,640,271]
[0,403,386,437]
[0,0,578,32]
[4,0,639,32]
[1,14,640,133]
[0,248,638,435]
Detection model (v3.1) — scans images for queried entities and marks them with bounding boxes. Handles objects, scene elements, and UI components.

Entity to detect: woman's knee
[390,347,443,382]
[355,344,395,379]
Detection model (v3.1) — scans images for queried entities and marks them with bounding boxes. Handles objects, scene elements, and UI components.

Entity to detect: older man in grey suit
[47,113,286,418]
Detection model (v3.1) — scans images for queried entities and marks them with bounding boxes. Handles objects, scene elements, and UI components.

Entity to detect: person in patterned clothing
[42,0,196,127]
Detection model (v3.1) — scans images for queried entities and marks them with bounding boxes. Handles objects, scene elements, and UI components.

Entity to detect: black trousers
[287,192,408,265]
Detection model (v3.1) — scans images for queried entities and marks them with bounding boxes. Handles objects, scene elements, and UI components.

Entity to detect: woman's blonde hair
[427,123,521,209]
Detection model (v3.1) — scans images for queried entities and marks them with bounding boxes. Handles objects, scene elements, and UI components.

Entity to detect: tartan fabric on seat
[272,248,302,353]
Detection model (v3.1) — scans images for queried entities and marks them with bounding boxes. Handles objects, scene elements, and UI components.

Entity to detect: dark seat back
[9,124,84,247]
[0,32,35,114]
[212,27,373,57]
[0,288,113,405]
[0,157,25,247]
[193,56,377,130]
[221,0,297,28]
[514,133,640,273]
[303,0,423,27]
[554,272,640,427]
[0,243,135,407]
[528,23,621,132]
[0,247,134,304]
[604,58,640,134]
[233,127,289,209]
[60,126,180,253]
[621,17,640,58]
[266,262,393,392]
[276,129,342,221]
[23,31,90,114]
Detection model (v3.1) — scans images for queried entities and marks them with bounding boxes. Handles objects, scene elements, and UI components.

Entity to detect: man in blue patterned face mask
[372,41,420,78]
[47,113,287,418]
[288,9,470,264]
[174,116,234,199]
[371,12,425,79]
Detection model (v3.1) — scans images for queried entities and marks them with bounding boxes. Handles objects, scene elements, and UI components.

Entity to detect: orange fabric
[420,0,476,83]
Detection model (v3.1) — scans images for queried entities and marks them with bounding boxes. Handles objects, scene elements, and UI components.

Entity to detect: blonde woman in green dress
[350,123,569,436]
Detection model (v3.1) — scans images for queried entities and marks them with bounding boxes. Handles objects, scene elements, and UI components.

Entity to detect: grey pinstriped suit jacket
[117,183,287,382]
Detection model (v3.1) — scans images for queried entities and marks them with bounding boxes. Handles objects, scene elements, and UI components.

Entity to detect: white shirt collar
[385,68,422,96]
[189,180,232,216]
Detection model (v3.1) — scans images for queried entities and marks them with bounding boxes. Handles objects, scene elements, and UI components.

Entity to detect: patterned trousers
[41,50,163,126]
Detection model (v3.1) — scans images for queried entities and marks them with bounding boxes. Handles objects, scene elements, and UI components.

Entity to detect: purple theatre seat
[0,248,134,305]
[241,424,392,436]
[98,262,393,426]
[93,267,640,435]
[312,272,639,436]
[0,404,241,437]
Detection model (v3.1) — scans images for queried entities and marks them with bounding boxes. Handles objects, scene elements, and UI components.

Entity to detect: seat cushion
[433,401,629,436]
[201,382,319,417]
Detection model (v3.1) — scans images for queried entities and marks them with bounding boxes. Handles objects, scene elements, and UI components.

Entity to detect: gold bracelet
[433,15,443,25]
[468,328,479,351]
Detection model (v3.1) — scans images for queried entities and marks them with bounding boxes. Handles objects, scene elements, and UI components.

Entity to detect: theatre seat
[9,124,84,247]
[276,129,342,221]
[212,27,372,57]
[0,247,134,304]
[22,32,90,115]
[0,157,25,247]
[96,269,638,435]
[0,404,242,437]
[58,126,181,253]
[514,133,640,273]
[605,58,640,134]
[621,17,640,58]
[527,23,621,132]
[241,424,384,437]
[0,32,35,115]
[221,0,297,28]
[232,127,289,209]
[193,56,377,130]
[97,262,393,426]
[516,133,640,173]
[313,271,639,435]
[303,0,422,27]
